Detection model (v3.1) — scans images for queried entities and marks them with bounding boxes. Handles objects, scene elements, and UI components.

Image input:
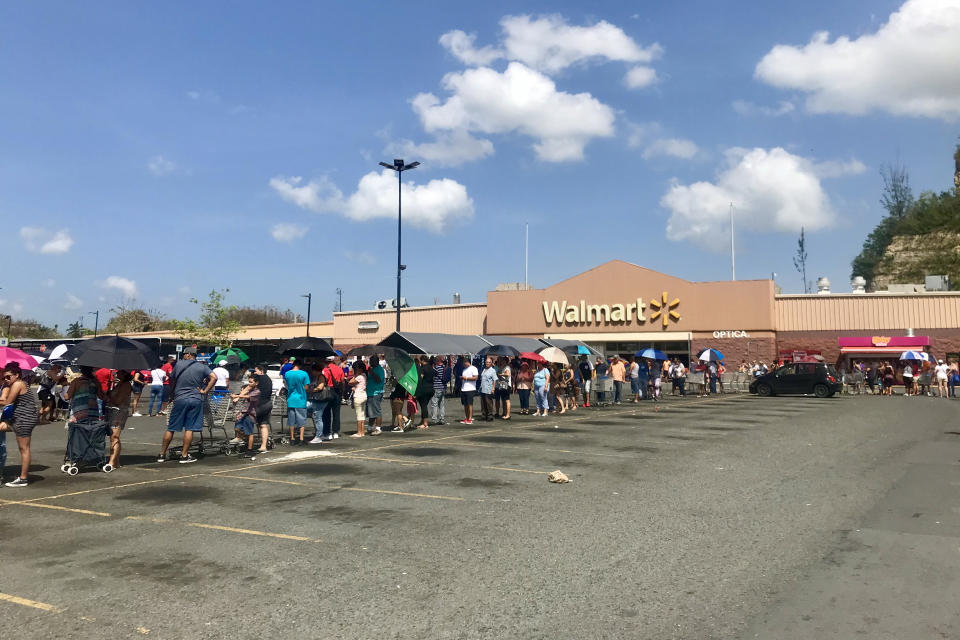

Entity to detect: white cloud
[412,62,615,162]
[43,278,56,288]
[439,30,502,66]
[346,250,377,265]
[271,223,308,243]
[754,0,960,119]
[0,299,24,314]
[660,147,847,244]
[813,158,868,178]
[64,294,83,310]
[20,227,74,254]
[392,130,495,167]
[642,138,700,160]
[101,276,138,298]
[148,155,176,176]
[624,66,658,89]
[731,100,796,117]
[271,170,474,232]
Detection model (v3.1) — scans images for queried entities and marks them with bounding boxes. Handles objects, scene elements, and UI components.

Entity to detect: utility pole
[301,293,312,337]
[88,310,99,337]
[524,222,529,288]
[729,202,736,281]
[379,158,420,332]
[336,288,343,312]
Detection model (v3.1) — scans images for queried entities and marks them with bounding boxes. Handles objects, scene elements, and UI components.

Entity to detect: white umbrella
[899,350,927,361]
[48,344,69,360]
[537,346,569,365]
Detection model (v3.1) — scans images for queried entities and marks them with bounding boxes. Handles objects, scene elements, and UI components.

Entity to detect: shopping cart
[593,377,613,406]
[61,418,112,475]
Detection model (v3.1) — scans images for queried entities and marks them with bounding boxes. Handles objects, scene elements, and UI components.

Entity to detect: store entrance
[589,340,691,366]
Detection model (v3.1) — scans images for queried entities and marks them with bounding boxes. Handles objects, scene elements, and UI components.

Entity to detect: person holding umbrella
[1,362,39,487]
[158,347,216,464]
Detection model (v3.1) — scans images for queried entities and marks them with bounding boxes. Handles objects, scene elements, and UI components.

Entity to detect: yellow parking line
[0,591,64,613]
[18,474,205,503]
[0,499,110,517]
[342,487,465,501]
[125,516,319,542]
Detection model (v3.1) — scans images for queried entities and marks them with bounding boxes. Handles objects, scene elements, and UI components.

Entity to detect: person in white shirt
[148,367,166,417]
[212,361,230,391]
[935,359,949,398]
[902,363,914,396]
[459,361,479,425]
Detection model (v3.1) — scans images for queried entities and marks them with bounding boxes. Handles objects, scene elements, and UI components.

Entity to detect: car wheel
[813,384,830,398]
[756,383,773,397]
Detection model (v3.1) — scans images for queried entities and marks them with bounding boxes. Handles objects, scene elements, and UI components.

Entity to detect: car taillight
[827,375,835,382]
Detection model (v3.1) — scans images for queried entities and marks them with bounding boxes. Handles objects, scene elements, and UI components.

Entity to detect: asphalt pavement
[1,392,958,639]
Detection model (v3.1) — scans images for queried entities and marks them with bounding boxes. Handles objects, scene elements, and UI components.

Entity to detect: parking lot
[2,393,958,639]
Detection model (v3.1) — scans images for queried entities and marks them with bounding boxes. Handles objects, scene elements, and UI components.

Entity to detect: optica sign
[712,330,749,338]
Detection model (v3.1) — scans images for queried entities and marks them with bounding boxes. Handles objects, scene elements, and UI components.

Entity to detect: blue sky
[2,0,958,329]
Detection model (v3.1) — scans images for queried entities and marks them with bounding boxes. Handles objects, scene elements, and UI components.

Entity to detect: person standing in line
[389,375,411,432]
[230,373,261,453]
[159,356,175,415]
[478,357,498,422]
[148,364,166,416]
[365,356,385,435]
[496,356,512,419]
[305,363,328,444]
[577,356,593,408]
[321,356,345,440]
[430,355,447,425]
[459,357,479,424]
[638,358,649,401]
[902,361,914,396]
[532,360,550,417]
[453,356,465,397]
[935,359,949,398]
[948,360,959,398]
[650,360,662,401]
[284,360,310,445]
[104,370,133,470]
[212,360,230,392]
[37,364,65,423]
[130,369,148,417]
[413,356,434,430]
[0,363,39,487]
[157,348,215,464]
[515,361,532,414]
[252,364,273,452]
[349,360,368,437]
[609,356,626,404]
[279,357,294,379]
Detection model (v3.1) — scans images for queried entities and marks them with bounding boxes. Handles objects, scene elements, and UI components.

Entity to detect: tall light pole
[301,293,312,337]
[335,288,342,312]
[379,158,420,332]
[88,310,99,337]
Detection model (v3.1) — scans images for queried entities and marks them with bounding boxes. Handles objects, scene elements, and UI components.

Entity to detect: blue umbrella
[574,345,592,354]
[636,348,668,360]
[899,350,927,361]
[697,348,725,362]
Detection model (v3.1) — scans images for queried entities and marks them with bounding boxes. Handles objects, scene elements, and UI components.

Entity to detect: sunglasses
[3,374,14,381]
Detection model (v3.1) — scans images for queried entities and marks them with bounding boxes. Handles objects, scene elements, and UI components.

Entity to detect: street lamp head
[379,162,394,170]
[403,161,420,171]
[393,158,404,170]
[300,293,311,298]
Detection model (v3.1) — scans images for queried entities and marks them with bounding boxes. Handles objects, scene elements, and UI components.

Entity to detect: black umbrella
[478,344,521,358]
[70,336,161,370]
[277,336,336,358]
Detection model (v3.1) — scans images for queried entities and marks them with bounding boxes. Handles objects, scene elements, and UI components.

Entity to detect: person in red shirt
[321,356,345,440]
[160,356,175,415]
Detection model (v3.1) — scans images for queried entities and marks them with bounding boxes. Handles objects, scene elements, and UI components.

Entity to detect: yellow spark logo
[649,292,680,328]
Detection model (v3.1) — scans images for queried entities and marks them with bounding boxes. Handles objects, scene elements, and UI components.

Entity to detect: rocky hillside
[871,231,960,290]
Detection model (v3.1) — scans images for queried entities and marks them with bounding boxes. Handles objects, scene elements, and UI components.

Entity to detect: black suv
[748,362,842,398]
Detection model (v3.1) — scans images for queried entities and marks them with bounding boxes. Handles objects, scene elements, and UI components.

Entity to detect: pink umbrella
[0,346,40,369]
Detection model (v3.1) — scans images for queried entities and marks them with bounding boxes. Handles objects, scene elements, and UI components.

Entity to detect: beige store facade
[486,261,777,363]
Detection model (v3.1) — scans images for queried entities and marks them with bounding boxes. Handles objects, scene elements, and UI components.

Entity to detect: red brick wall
[777,329,960,363]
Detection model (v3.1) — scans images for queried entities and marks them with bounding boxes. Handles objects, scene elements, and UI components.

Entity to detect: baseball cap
[218,360,227,366]
[183,347,197,355]
[326,355,336,361]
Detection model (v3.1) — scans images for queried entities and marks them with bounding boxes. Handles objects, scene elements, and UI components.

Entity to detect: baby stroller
[61,417,112,475]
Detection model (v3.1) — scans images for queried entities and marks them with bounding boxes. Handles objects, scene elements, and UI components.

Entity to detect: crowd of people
[3,346,958,485]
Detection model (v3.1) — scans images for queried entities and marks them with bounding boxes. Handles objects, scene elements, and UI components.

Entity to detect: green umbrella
[211,347,249,364]
[348,345,419,395]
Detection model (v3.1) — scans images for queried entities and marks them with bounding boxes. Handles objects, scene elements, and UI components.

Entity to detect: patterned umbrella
[348,345,419,395]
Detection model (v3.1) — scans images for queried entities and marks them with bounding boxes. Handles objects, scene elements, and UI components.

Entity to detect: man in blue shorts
[157,348,216,464]
[284,360,310,445]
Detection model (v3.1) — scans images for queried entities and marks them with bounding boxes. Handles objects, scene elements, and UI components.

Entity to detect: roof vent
[816,277,831,295]
[851,276,866,293]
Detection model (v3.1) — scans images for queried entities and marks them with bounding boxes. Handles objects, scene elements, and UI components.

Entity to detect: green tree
[103,300,172,334]
[793,227,810,294]
[851,159,916,288]
[66,321,84,338]
[170,289,243,348]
